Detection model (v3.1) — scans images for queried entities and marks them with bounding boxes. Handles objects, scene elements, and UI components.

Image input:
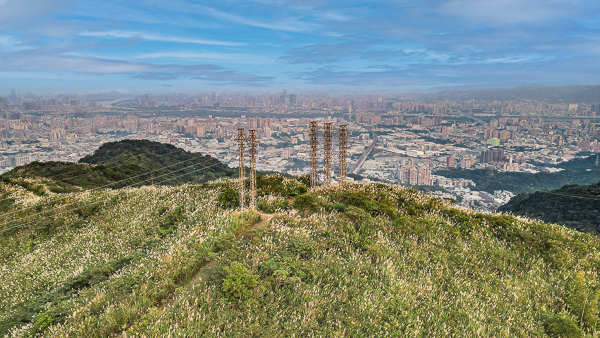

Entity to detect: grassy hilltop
[1,174,600,337]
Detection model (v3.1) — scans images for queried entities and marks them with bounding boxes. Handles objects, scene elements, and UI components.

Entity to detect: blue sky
[1,0,600,94]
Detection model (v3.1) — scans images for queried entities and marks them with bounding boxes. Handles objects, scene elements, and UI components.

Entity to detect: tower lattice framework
[236,128,246,209]
[309,121,319,189]
[338,124,348,184]
[248,129,259,209]
[323,122,333,185]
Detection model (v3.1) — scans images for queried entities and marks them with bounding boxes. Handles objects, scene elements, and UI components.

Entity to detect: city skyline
[1,0,600,93]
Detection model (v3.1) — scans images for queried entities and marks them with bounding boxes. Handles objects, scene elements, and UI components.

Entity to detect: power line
[0,155,218,228]
[0,156,220,229]
[0,159,225,234]
[0,153,216,222]
[0,146,207,205]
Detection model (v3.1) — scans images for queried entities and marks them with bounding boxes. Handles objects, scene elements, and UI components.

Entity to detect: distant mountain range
[0,139,237,194]
[499,181,600,233]
[426,84,600,104]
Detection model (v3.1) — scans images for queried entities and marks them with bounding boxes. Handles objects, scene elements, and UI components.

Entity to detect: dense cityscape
[2,89,600,210]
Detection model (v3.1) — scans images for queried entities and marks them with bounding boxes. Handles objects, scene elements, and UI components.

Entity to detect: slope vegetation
[0,140,236,194]
[499,182,600,233]
[1,177,600,337]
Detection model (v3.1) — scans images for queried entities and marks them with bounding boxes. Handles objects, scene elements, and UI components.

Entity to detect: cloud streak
[0,51,273,85]
[135,51,274,64]
[192,5,318,32]
[80,30,246,46]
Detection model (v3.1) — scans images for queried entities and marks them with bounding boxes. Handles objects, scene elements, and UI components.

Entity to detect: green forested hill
[498,182,600,233]
[0,140,236,194]
[436,155,600,194]
[1,176,600,337]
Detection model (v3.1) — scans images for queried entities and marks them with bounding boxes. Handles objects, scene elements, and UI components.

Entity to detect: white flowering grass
[1,179,600,337]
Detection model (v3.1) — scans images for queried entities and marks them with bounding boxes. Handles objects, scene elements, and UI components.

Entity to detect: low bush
[221,262,259,301]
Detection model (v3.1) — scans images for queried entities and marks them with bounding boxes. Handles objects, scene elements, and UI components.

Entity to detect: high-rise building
[461,156,473,168]
[446,155,456,168]
[196,126,205,137]
[401,164,432,186]
[22,101,36,110]
[481,149,504,163]
[417,168,432,185]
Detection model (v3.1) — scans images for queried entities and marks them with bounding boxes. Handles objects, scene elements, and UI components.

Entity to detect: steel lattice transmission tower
[323,122,333,185]
[338,124,348,184]
[236,128,246,209]
[309,121,319,189]
[248,129,259,210]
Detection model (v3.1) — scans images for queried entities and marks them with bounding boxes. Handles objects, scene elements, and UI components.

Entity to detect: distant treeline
[436,155,600,194]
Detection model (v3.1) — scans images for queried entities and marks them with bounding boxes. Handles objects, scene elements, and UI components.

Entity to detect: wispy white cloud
[79,30,246,46]
[196,5,317,32]
[0,51,274,85]
[0,35,33,51]
[135,51,274,64]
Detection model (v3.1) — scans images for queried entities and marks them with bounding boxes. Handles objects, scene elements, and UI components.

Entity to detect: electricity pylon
[248,129,259,209]
[323,122,333,185]
[338,124,348,184]
[310,121,319,189]
[236,128,246,209]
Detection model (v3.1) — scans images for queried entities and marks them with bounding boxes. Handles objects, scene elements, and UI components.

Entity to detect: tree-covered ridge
[1,177,600,337]
[498,181,600,233]
[0,140,237,194]
[436,156,600,194]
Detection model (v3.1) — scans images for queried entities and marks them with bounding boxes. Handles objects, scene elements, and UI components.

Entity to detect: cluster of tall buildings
[0,154,32,168]
[248,117,274,129]
[446,155,474,169]
[480,149,505,163]
[354,114,382,125]
[398,161,432,186]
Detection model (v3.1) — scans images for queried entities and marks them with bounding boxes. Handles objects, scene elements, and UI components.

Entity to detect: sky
[1,0,600,94]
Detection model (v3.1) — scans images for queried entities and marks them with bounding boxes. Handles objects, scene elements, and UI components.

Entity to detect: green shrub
[324,202,346,213]
[33,309,55,334]
[68,219,88,230]
[36,218,64,237]
[256,175,286,196]
[567,272,600,329]
[341,206,376,250]
[159,206,186,235]
[287,237,316,259]
[259,256,303,287]
[221,262,259,301]
[257,197,289,213]
[293,194,318,214]
[218,187,239,209]
[543,312,583,338]
[284,181,308,197]
[0,198,14,212]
